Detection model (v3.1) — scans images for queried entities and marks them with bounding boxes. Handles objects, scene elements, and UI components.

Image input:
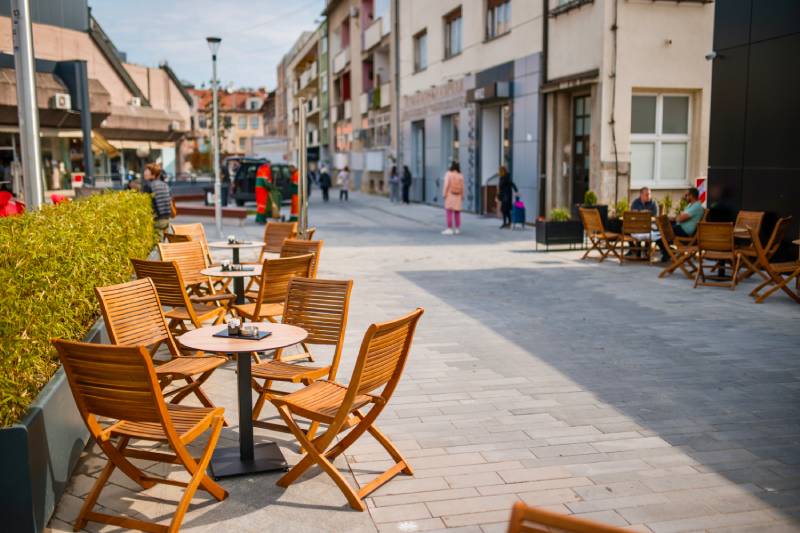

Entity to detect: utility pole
[298,97,308,236]
[11,0,43,210]
[207,37,223,237]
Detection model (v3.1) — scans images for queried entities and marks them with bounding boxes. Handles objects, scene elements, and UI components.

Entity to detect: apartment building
[0,0,192,190]
[398,0,543,218]
[543,0,714,213]
[324,0,396,193]
[285,23,330,168]
[190,88,267,156]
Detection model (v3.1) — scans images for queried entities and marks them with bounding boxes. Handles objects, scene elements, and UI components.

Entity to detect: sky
[88,0,325,90]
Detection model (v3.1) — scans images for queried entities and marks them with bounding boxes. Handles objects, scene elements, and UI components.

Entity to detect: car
[228,157,293,207]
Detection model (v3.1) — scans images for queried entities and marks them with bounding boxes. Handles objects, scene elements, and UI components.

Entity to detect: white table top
[201,265,262,278]
[177,322,307,354]
[208,240,265,249]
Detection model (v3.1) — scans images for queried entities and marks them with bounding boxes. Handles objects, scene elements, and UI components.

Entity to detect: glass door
[572,95,591,205]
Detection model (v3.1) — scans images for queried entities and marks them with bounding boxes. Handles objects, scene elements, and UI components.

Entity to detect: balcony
[380,82,390,108]
[359,92,369,115]
[307,129,319,147]
[344,100,352,120]
[333,47,349,75]
[363,17,384,51]
[299,62,317,90]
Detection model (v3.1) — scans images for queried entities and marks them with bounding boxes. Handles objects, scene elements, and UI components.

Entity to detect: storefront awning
[91,131,119,157]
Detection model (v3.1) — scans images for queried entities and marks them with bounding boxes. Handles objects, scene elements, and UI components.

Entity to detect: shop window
[486,0,511,40]
[444,7,463,59]
[631,94,690,187]
[442,113,460,166]
[414,30,428,72]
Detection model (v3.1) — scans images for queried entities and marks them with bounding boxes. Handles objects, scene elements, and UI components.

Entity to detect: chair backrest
[171,223,212,262]
[53,339,166,425]
[579,207,603,234]
[347,308,424,401]
[282,278,352,379]
[95,278,179,356]
[281,239,323,277]
[764,216,792,257]
[264,221,298,253]
[735,210,765,234]
[158,240,210,285]
[622,211,651,234]
[131,258,193,310]
[164,232,192,243]
[656,215,675,244]
[302,227,317,240]
[507,501,628,533]
[254,254,314,309]
[697,222,734,252]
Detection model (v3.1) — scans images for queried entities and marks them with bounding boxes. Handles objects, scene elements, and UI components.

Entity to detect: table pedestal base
[209,442,288,480]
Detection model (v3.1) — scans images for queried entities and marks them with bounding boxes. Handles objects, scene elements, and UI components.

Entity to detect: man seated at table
[657,187,704,262]
[631,186,658,216]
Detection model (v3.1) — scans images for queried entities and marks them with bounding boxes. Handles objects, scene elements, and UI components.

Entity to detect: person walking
[389,165,400,203]
[497,165,518,228]
[401,165,412,204]
[319,165,331,202]
[142,163,171,233]
[337,166,350,201]
[441,161,465,235]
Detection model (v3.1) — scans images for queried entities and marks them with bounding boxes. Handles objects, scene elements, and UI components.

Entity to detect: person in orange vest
[255,163,272,223]
[289,165,299,221]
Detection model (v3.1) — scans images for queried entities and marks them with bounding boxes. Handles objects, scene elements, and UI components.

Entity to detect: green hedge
[0,191,158,427]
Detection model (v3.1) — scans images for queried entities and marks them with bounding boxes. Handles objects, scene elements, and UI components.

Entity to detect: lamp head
[206,36,222,55]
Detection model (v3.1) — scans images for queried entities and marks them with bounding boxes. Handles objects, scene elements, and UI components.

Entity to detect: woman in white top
[337,166,351,201]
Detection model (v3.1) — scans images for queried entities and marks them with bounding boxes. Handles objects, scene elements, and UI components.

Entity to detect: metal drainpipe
[610,0,620,205]
[538,0,549,219]
[393,0,401,170]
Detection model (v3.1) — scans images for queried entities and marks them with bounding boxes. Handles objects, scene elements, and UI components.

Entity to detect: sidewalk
[49,192,800,532]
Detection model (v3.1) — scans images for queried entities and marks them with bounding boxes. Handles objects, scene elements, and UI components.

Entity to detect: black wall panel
[707,46,748,168]
[713,0,751,51]
[751,0,800,43]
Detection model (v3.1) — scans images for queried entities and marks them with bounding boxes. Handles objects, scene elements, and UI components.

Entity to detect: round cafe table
[178,322,307,479]
[208,240,264,265]
[201,264,262,305]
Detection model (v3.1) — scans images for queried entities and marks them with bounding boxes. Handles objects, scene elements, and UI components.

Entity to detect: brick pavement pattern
[48,192,800,533]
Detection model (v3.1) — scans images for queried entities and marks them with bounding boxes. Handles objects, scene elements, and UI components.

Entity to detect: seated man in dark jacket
[631,186,658,216]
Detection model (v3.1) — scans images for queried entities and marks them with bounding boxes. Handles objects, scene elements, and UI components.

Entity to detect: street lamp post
[11,0,43,210]
[206,36,222,237]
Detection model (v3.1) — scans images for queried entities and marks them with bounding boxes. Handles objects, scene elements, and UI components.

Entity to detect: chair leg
[731,255,742,289]
[251,379,272,421]
[693,254,704,288]
[169,415,227,533]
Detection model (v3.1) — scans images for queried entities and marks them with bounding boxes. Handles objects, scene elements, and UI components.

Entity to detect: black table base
[209,441,288,480]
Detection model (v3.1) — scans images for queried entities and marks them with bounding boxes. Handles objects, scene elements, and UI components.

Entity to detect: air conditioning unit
[50,93,71,110]
[129,97,142,107]
[168,120,181,131]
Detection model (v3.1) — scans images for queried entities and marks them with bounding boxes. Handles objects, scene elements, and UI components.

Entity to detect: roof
[189,88,268,112]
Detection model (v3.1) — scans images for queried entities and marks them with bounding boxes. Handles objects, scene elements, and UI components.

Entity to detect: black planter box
[573,204,609,228]
[0,321,104,533]
[606,217,623,234]
[535,219,584,250]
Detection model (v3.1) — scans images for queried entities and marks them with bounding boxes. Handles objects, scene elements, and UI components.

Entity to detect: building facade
[0,0,192,192]
[189,88,267,157]
[398,0,543,219]
[543,0,714,215]
[324,0,396,193]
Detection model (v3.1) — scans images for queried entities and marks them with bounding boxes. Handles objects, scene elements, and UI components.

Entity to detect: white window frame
[238,116,247,129]
[630,92,691,189]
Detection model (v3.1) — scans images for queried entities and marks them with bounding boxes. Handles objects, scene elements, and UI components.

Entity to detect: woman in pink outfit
[441,161,464,235]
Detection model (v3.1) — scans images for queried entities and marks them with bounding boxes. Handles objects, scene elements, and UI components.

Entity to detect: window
[630,94,690,186]
[444,8,463,59]
[442,113,460,167]
[238,116,247,129]
[250,116,259,129]
[321,36,328,55]
[486,0,511,40]
[239,137,247,150]
[198,115,207,129]
[223,115,232,128]
[413,30,428,72]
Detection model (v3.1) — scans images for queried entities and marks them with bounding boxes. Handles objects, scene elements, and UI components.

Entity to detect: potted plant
[536,207,584,250]
[572,190,609,228]
[659,194,673,217]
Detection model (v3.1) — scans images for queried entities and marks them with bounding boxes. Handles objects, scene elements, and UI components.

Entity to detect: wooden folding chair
[281,238,324,278]
[52,339,227,533]
[506,501,628,533]
[579,207,621,262]
[271,308,424,511]
[164,232,192,243]
[735,210,765,238]
[656,215,698,279]
[96,278,226,409]
[737,216,792,281]
[159,240,235,304]
[746,226,800,304]
[260,221,298,258]
[619,210,653,264]
[301,227,317,240]
[251,277,352,429]
[132,258,227,335]
[694,222,740,289]
[235,254,314,323]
